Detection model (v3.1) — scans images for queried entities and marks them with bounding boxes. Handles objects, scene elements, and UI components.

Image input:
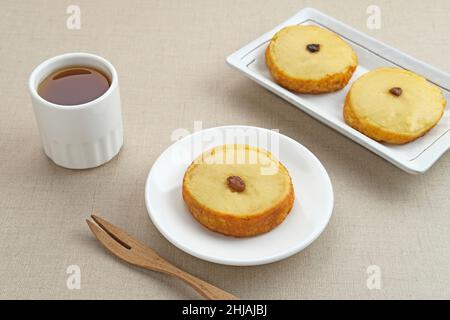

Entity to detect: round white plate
[145,126,334,266]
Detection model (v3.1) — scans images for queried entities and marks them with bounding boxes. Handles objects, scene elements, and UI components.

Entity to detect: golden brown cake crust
[343,68,446,144]
[265,25,358,94]
[266,48,357,94]
[182,146,295,238]
[343,94,433,144]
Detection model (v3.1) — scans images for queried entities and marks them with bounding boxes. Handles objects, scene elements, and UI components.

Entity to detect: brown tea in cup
[37,66,110,106]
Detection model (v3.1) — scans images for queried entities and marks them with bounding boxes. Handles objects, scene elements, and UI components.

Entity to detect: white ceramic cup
[28,53,123,169]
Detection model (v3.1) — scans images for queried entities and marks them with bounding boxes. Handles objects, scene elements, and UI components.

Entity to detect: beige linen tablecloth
[0,0,449,299]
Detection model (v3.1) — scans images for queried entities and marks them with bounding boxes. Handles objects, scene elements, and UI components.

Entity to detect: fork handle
[168,267,239,300]
[144,261,238,300]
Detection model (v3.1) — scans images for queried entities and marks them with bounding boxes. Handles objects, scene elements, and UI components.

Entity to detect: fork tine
[91,215,161,259]
[86,219,137,263]
[91,214,143,249]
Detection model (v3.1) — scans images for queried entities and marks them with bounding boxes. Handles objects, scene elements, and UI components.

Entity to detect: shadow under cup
[28,53,123,169]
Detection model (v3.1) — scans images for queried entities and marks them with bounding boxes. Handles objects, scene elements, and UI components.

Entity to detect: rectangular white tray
[226,8,450,174]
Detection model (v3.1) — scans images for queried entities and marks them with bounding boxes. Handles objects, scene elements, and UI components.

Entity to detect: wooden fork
[86,215,238,300]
